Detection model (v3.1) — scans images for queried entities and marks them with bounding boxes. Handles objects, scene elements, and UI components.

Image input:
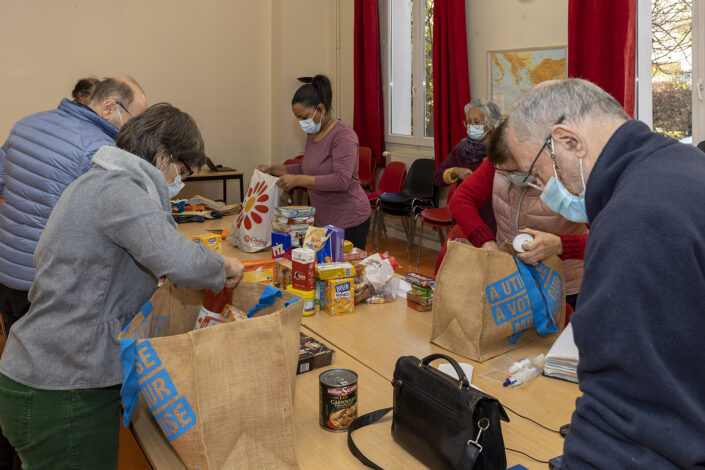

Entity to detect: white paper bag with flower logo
[229,169,282,252]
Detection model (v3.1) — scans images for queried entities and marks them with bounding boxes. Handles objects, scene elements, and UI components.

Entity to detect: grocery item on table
[275,206,316,218]
[271,231,292,260]
[354,282,374,304]
[286,286,315,316]
[315,262,356,281]
[405,271,435,312]
[324,225,344,262]
[275,259,292,289]
[314,279,325,313]
[343,240,353,253]
[324,278,354,316]
[319,369,358,432]
[292,248,316,291]
[242,259,276,285]
[276,215,315,225]
[298,332,334,375]
[192,233,222,253]
[406,292,433,306]
[404,272,435,289]
[343,248,367,264]
[303,226,334,263]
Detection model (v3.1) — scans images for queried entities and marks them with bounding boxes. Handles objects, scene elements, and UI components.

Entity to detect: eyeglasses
[522,115,565,185]
[116,101,134,119]
[463,119,486,127]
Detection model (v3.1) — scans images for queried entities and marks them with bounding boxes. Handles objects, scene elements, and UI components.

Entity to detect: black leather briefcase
[348,353,509,470]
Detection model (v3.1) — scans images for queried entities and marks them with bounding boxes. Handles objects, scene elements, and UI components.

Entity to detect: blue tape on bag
[514,259,560,336]
[120,337,139,427]
[246,285,282,318]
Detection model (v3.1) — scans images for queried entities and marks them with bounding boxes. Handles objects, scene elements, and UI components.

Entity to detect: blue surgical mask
[467,124,487,141]
[167,163,185,198]
[299,108,322,134]
[539,139,588,223]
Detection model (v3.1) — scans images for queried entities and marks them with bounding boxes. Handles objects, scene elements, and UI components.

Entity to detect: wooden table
[130,217,581,469]
[187,169,245,204]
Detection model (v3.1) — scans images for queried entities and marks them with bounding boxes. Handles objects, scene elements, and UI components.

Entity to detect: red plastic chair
[283,154,304,166]
[414,183,457,265]
[367,161,406,248]
[358,146,376,190]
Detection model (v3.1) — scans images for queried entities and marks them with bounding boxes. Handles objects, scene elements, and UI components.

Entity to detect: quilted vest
[492,172,587,295]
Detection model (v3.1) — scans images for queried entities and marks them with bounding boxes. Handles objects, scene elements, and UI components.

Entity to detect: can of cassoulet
[319,368,358,432]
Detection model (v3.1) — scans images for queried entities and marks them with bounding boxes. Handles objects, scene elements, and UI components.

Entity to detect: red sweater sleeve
[558,232,588,260]
[448,159,496,247]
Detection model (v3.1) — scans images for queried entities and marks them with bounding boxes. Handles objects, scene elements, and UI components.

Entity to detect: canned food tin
[319,368,358,432]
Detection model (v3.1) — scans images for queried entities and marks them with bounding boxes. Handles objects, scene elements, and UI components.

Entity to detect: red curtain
[353,0,386,168]
[432,0,471,167]
[568,0,636,117]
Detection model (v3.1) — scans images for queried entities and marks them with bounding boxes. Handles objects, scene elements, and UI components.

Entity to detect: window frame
[380,0,435,148]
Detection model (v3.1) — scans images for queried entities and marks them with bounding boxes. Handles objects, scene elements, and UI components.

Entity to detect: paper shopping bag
[119,281,302,469]
[431,242,565,362]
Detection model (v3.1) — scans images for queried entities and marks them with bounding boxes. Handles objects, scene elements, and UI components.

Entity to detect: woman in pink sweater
[259,75,370,248]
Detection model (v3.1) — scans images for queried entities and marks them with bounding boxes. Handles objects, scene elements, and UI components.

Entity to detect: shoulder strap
[347,407,392,469]
[347,407,483,469]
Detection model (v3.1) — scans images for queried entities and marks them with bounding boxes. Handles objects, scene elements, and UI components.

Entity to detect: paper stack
[544,323,579,383]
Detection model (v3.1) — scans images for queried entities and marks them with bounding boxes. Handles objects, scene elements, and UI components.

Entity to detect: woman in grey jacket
[0,103,244,469]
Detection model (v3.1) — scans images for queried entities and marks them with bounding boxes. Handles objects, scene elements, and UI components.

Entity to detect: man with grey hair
[506,78,705,468]
[433,98,503,187]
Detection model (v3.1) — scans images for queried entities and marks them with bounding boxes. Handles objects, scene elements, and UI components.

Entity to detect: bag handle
[420,353,470,389]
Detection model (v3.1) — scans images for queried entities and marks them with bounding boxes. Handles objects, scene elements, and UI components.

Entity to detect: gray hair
[508,78,629,145]
[464,98,503,131]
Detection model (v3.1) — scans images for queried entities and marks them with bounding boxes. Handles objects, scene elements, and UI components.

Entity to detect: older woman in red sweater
[444,119,588,309]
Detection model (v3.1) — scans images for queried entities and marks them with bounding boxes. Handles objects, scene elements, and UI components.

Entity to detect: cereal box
[324,278,354,316]
[192,233,222,253]
[242,259,276,285]
[315,262,356,280]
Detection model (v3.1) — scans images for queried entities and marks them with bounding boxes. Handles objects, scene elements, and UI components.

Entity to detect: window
[637,0,704,144]
[381,0,434,147]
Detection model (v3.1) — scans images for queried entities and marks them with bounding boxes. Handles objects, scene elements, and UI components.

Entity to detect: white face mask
[299,108,322,134]
[467,124,487,141]
[166,161,185,198]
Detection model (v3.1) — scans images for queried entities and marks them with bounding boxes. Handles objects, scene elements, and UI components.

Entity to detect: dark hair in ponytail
[292,74,332,113]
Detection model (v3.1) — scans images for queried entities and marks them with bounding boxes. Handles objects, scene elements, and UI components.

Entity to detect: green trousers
[0,374,121,470]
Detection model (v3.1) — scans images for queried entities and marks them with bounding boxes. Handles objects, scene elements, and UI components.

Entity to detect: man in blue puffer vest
[0,77,147,331]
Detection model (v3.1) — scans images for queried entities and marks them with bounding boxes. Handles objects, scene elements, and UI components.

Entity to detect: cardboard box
[315,262,356,281]
[271,231,292,260]
[292,248,316,291]
[192,233,222,253]
[405,272,435,289]
[407,292,433,306]
[275,259,292,289]
[298,332,334,374]
[324,278,354,316]
[242,259,276,285]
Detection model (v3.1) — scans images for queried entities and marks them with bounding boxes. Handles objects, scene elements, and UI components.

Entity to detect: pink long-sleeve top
[285,121,370,229]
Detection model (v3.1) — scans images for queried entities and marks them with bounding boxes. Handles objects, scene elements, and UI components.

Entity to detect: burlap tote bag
[119,281,302,469]
[432,241,565,362]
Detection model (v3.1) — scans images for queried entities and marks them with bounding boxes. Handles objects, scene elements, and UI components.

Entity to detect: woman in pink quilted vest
[448,119,588,310]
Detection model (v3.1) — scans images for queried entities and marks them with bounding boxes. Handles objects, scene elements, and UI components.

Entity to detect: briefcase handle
[420,353,470,389]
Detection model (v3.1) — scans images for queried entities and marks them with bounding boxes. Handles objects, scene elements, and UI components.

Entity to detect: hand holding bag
[348,353,509,470]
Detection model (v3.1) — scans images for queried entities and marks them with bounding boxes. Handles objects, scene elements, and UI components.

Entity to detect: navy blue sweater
[563,120,705,468]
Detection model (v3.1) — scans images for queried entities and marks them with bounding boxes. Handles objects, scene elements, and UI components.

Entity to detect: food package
[356,254,395,291]
[343,240,353,253]
[407,299,433,312]
[272,220,312,232]
[404,272,435,289]
[192,233,222,253]
[354,282,374,305]
[276,215,315,225]
[314,279,325,312]
[292,248,316,291]
[315,262,356,281]
[230,169,282,252]
[222,304,248,322]
[275,206,316,218]
[242,259,276,285]
[303,226,333,263]
[271,231,292,260]
[274,259,292,289]
[410,284,433,298]
[406,292,433,306]
[285,286,315,316]
[343,248,367,263]
[324,225,344,262]
[298,332,334,375]
[324,278,354,316]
